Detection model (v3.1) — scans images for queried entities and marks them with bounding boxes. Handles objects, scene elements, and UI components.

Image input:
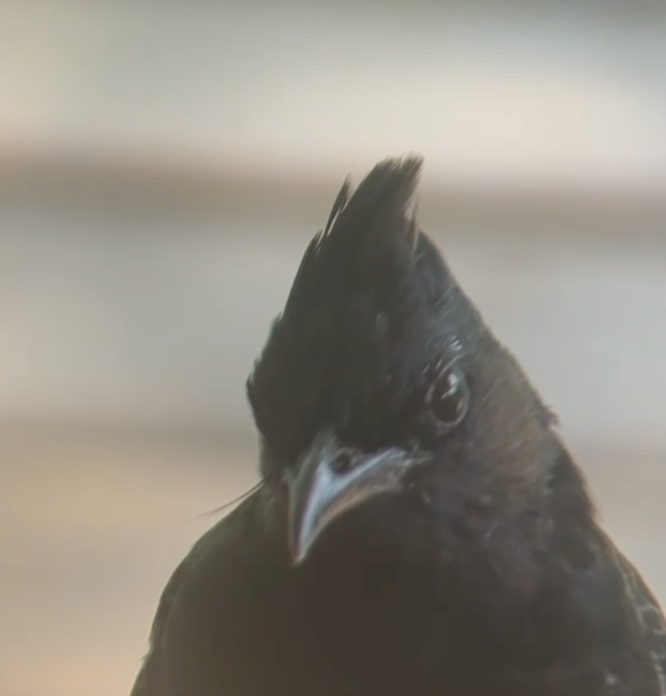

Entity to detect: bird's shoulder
[487,525,666,696]
[589,530,666,695]
[130,487,285,696]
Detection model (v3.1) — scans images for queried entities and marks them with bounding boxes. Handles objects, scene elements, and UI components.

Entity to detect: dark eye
[427,364,468,427]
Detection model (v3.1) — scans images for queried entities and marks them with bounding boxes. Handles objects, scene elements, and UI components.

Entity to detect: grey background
[0,3,665,695]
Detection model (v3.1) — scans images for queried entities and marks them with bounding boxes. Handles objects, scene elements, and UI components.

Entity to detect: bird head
[247,156,559,566]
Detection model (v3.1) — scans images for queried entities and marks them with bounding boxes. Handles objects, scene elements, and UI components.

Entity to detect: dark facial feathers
[247,156,553,480]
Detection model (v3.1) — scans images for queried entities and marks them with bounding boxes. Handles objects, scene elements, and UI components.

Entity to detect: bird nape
[131,156,666,696]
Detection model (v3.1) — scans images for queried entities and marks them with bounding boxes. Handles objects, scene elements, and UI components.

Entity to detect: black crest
[247,155,473,468]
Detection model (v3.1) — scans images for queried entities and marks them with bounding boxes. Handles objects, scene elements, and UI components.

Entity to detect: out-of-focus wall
[1,1,665,444]
[0,3,665,696]
[2,2,666,184]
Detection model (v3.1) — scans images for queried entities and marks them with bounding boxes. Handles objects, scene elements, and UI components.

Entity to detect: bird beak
[285,429,417,565]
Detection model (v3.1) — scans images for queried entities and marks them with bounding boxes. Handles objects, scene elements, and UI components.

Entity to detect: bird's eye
[427,364,468,428]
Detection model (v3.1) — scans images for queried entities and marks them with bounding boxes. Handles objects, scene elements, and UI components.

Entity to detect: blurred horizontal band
[2,145,666,228]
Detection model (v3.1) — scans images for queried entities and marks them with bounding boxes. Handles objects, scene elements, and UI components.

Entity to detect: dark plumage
[131,156,666,696]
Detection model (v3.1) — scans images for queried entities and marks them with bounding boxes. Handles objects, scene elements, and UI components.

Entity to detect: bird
[130,155,666,696]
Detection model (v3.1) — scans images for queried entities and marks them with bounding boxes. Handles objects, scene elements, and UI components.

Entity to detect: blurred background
[1,2,665,695]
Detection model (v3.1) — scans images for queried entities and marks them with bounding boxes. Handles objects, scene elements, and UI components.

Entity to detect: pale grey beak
[285,429,418,565]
